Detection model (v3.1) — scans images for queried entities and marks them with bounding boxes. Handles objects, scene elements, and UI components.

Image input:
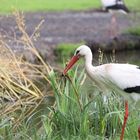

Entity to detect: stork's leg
[110,14,119,39]
[138,125,140,140]
[120,100,129,140]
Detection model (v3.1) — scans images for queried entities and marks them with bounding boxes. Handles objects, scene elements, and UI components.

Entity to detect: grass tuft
[46,68,140,139]
[54,43,84,63]
[126,26,140,36]
[0,10,52,131]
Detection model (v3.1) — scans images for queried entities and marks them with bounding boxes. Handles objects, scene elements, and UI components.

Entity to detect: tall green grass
[1,61,139,139]
[46,67,140,140]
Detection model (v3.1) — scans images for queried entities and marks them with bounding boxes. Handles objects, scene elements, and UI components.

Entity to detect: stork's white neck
[84,50,94,71]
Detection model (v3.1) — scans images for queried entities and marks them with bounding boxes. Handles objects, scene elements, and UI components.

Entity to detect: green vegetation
[126,0,140,11]
[0,0,100,13]
[0,0,140,13]
[0,65,140,139]
[126,26,140,36]
[47,69,140,140]
[54,43,84,63]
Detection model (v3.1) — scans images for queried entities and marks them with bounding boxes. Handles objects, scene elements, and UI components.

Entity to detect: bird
[63,45,140,140]
[100,0,129,39]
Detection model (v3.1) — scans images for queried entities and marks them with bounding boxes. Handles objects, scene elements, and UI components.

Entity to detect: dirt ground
[0,11,140,61]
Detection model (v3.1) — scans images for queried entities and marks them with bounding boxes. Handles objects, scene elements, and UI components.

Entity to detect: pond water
[92,49,140,66]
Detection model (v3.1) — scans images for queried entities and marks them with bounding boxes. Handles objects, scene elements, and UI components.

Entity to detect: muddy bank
[0,11,140,62]
[86,34,140,53]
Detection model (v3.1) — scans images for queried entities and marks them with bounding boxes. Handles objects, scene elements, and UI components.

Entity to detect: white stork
[100,0,129,38]
[63,45,140,140]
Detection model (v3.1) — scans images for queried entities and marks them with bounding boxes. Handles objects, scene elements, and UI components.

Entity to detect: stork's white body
[100,0,129,38]
[101,0,125,8]
[100,0,129,14]
[101,0,116,7]
[63,45,140,102]
[86,63,140,101]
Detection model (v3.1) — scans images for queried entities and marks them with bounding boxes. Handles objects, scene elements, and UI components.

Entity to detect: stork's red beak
[63,55,80,75]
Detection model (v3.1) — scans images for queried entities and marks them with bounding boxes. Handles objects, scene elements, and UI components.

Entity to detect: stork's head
[74,45,91,56]
[63,45,91,75]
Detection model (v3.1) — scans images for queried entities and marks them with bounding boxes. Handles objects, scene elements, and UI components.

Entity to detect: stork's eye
[76,50,80,55]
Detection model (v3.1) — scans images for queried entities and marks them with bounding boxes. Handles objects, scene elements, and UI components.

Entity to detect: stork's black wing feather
[124,86,140,94]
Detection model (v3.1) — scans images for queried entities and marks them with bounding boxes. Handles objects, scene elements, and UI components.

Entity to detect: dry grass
[0,10,52,128]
